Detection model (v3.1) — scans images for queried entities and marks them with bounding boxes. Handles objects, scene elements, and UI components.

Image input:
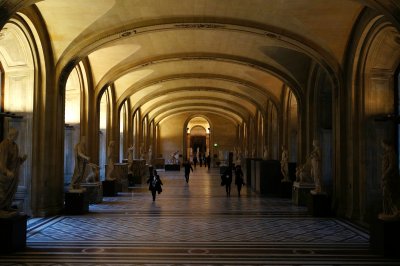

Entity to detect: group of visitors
[146,160,246,201]
[193,154,211,169]
[220,165,245,197]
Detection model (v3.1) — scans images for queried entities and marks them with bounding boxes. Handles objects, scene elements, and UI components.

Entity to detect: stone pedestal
[370,218,400,257]
[106,163,129,192]
[132,159,147,184]
[292,181,315,206]
[81,182,103,204]
[102,180,118,196]
[0,214,27,252]
[307,191,331,217]
[65,191,89,214]
[280,180,293,198]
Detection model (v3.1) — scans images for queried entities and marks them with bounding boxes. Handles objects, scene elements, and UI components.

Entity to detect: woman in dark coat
[234,165,245,197]
[147,169,163,201]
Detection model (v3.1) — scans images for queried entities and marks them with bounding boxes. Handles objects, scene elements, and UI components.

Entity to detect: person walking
[221,165,233,197]
[234,165,245,197]
[147,169,163,201]
[183,160,194,183]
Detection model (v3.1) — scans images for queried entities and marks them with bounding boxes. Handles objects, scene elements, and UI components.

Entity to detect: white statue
[139,143,145,160]
[0,128,27,217]
[106,140,116,180]
[309,139,322,193]
[171,150,179,164]
[263,145,269,160]
[127,145,135,174]
[85,163,100,183]
[295,163,312,183]
[280,145,290,182]
[148,144,153,165]
[379,140,400,220]
[70,136,90,191]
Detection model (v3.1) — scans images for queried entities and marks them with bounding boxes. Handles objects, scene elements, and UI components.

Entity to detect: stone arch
[348,13,400,224]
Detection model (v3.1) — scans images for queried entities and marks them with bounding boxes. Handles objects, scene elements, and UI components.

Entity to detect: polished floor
[1,166,399,265]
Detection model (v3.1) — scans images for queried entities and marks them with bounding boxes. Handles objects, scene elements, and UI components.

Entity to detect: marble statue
[309,139,322,193]
[85,163,100,183]
[148,144,153,165]
[70,136,90,191]
[263,145,269,160]
[295,163,313,183]
[280,145,290,182]
[0,128,27,217]
[379,140,400,220]
[127,145,135,173]
[139,143,145,160]
[170,150,179,164]
[106,140,116,180]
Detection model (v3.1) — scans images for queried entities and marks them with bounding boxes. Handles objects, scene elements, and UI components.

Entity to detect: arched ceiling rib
[143,95,253,122]
[154,107,243,126]
[130,86,263,117]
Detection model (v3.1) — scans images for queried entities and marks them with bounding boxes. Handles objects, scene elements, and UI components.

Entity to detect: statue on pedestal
[148,144,153,165]
[85,163,100,183]
[263,145,269,160]
[0,128,27,218]
[139,143,145,160]
[280,145,290,182]
[309,139,322,193]
[379,140,400,220]
[70,136,90,191]
[106,140,116,181]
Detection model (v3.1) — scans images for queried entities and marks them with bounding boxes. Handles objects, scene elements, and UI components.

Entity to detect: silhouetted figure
[221,166,233,197]
[183,160,193,183]
[206,155,211,170]
[147,169,163,201]
[234,165,245,197]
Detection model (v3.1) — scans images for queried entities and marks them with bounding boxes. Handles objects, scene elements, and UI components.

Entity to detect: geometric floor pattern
[1,167,399,265]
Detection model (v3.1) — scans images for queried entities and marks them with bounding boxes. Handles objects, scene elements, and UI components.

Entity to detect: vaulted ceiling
[3,0,399,125]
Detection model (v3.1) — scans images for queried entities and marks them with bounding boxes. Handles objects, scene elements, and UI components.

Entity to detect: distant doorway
[191,134,206,156]
[185,117,211,161]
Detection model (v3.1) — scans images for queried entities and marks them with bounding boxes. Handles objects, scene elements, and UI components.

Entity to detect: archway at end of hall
[184,116,211,165]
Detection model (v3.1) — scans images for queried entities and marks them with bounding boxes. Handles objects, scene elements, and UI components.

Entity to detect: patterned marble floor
[1,167,398,265]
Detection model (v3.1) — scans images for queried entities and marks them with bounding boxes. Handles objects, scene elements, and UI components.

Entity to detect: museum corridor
[1,167,398,265]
